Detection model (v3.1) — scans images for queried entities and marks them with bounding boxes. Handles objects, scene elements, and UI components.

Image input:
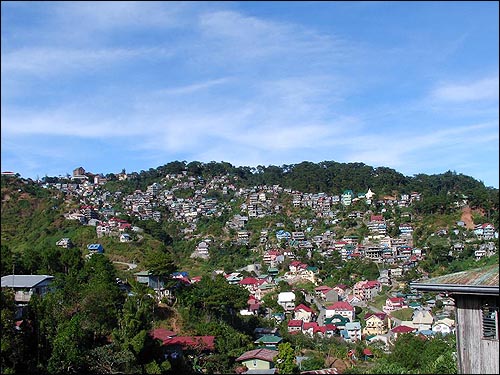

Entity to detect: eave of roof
[410,283,499,296]
[410,264,499,296]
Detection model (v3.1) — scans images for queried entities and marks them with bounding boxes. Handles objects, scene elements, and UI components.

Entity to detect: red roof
[162,336,215,351]
[150,328,177,341]
[363,348,373,356]
[294,303,313,313]
[326,301,354,311]
[315,285,332,292]
[249,303,260,311]
[324,324,337,331]
[365,312,387,320]
[391,325,415,333]
[388,297,404,304]
[267,250,281,256]
[303,322,319,331]
[236,348,278,362]
[365,280,381,288]
[239,277,260,285]
[314,326,327,334]
[287,319,303,327]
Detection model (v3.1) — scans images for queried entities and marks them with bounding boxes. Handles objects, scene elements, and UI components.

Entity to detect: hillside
[1,161,498,375]
[2,160,498,279]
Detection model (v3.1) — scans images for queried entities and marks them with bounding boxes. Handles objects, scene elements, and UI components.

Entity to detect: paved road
[306,293,326,325]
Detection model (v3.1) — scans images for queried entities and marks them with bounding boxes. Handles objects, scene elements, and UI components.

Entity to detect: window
[482,304,499,340]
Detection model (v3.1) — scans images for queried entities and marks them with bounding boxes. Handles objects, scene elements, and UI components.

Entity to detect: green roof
[255,335,283,344]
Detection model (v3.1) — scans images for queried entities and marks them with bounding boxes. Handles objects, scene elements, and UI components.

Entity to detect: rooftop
[410,264,499,296]
[1,275,54,289]
[236,348,278,363]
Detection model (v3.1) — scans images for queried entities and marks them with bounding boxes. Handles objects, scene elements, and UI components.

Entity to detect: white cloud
[1,46,173,77]
[432,76,499,102]
[153,78,231,96]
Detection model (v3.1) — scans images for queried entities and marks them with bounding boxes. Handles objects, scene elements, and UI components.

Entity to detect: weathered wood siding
[455,295,499,374]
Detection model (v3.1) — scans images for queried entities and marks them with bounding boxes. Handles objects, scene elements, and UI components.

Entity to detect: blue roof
[172,271,189,277]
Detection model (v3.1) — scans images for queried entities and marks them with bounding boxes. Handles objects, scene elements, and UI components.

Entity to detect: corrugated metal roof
[417,264,498,287]
[411,264,499,295]
[1,275,54,288]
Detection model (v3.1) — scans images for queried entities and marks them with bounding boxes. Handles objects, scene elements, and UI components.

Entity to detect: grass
[390,308,414,321]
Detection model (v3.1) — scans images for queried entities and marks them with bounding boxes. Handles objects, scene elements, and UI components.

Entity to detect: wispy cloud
[431,76,499,102]
[153,78,231,96]
[1,46,173,78]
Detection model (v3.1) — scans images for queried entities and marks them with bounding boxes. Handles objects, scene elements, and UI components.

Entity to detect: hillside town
[2,166,498,374]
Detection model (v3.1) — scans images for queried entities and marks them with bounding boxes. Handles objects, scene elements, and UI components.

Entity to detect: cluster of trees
[1,254,167,374]
[120,160,497,202]
[346,333,457,374]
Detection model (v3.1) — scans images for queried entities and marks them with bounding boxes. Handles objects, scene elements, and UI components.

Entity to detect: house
[226,273,243,284]
[134,270,172,300]
[254,335,282,350]
[151,329,215,359]
[324,289,339,303]
[1,274,54,304]
[315,285,332,299]
[411,264,499,374]
[474,223,496,240]
[411,309,434,331]
[302,321,320,337]
[239,277,262,293]
[432,318,455,335]
[383,297,405,314]
[87,243,104,253]
[235,348,278,373]
[119,233,131,243]
[325,314,350,330]
[277,292,296,312]
[341,321,362,342]
[390,325,417,341]
[332,284,348,299]
[346,294,362,306]
[325,301,355,322]
[287,319,303,333]
[294,303,314,322]
[56,238,73,248]
[363,313,388,335]
[353,280,381,302]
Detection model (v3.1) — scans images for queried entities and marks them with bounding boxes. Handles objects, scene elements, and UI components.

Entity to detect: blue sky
[2,1,499,188]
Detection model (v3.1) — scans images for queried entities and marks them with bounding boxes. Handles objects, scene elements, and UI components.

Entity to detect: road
[305,293,326,325]
[113,261,138,270]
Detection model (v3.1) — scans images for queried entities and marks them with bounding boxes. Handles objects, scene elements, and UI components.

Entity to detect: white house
[325,301,355,322]
[278,292,296,312]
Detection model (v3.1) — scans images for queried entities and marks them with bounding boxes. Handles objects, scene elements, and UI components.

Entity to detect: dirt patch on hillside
[460,206,475,229]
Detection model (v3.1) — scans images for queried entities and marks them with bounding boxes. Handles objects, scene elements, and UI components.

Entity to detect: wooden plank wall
[455,295,499,374]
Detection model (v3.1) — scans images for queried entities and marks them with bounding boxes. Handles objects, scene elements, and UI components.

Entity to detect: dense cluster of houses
[41,168,498,273]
